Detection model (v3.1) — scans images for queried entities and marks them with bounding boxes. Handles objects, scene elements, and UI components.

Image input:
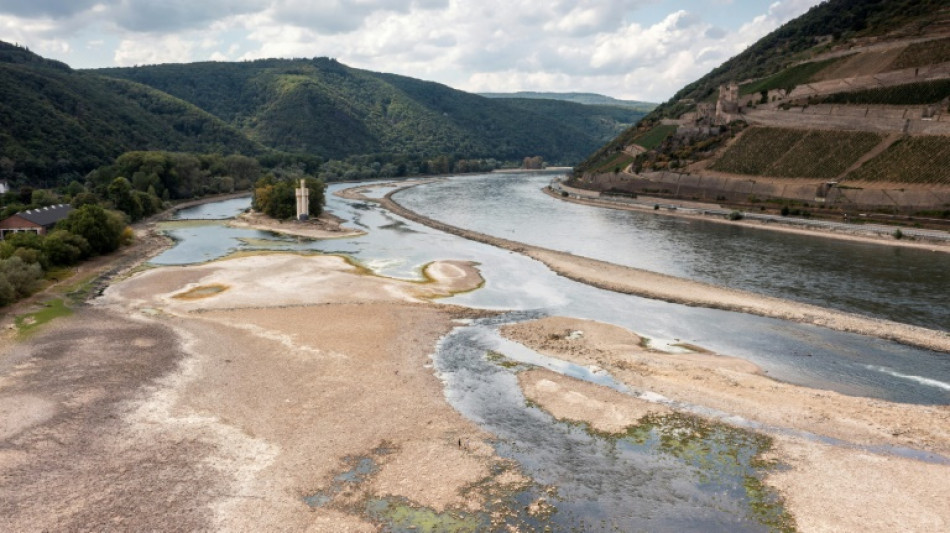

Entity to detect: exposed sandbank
[501,316,950,532]
[227,209,365,239]
[338,182,949,353]
[0,252,529,530]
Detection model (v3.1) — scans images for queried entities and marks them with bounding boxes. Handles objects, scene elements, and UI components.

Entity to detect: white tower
[296,179,309,220]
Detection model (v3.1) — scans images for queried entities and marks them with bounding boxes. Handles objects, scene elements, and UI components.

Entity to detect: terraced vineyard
[740,57,841,95]
[846,135,950,183]
[711,127,882,178]
[818,79,950,106]
[590,151,634,173]
[630,124,677,150]
[891,36,950,69]
[710,127,804,175]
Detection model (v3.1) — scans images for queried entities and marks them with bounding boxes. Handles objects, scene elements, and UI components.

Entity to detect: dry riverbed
[503,316,950,532]
[0,252,531,530]
[2,186,947,531]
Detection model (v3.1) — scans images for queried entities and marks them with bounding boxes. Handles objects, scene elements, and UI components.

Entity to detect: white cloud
[0,0,823,101]
[114,34,196,66]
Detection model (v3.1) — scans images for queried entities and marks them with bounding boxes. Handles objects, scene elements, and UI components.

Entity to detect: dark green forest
[92,58,643,166]
[0,41,263,187]
[1,42,642,190]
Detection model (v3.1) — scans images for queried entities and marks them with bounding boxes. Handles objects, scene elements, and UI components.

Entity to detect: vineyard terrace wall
[578,171,950,211]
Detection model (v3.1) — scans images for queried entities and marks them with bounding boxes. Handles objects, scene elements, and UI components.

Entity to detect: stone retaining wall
[583,171,950,210]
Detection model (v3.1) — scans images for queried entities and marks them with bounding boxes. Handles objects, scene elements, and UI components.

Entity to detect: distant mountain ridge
[92,59,646,165]
[479,91,656,112]
[0,43,646,186]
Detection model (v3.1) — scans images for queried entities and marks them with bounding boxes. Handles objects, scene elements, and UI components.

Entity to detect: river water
[155,176,949,530]
[396,172,950,332]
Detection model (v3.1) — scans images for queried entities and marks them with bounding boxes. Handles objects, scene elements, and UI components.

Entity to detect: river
[395,172,950,332]
[154,175,949,530]
[159,175,949,406]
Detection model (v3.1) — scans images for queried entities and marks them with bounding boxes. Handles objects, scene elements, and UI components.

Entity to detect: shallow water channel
[156,178,949,530]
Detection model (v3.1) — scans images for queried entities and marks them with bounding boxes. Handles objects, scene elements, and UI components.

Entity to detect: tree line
[0,150,323,308]
[0,147,511,308]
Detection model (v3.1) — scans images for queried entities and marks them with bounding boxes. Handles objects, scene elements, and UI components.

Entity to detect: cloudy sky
[0,0,822,102]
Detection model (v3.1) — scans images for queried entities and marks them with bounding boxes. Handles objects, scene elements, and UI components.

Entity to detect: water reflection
[149,183,950,406]
[395,173,950,331]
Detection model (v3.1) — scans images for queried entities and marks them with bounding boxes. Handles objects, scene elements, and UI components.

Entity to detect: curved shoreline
[339,183,949,353]
[544,185,950,252]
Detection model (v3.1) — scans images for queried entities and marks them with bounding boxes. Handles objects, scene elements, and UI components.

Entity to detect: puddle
[303,445,392,509]
[173,284,229,299]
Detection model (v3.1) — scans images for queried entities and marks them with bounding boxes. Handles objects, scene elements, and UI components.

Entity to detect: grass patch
[817,79,950,106]
[591,151,634,173]
[486,350,524,369]
[15,298,72,337]
[631,124,678,150]
[892,36,950,70]
[741,57,842,95]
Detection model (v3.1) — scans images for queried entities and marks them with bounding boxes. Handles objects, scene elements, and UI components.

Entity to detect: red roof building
[0,204,73,240]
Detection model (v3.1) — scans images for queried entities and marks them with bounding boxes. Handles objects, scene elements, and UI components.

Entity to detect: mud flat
[0,253,534,530]
[502,316,950,532]
[347,182,949,353]
[227,209,365,239]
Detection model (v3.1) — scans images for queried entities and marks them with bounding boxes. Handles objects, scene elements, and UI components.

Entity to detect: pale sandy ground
[502,316,950,532]
[227,209,366,239]
[0,253,530,530]
[354,183,949,353]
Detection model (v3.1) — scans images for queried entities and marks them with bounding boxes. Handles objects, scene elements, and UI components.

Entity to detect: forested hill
[479,91,656,112]
[0,41,263,185]
[92,59,644,164]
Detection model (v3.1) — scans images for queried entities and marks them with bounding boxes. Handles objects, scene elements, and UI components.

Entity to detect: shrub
[0,273,13,306]
[893,229,904,240]
[728,210,744,220]
[120,227,135,246]
[0,256,43,299]
[59,204,126,255]
[42,230,91,266]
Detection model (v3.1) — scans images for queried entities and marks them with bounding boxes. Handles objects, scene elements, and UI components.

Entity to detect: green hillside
[577,0,948,175]
[0,42,263,186]
[479,98,645,143]
[479,91,656,112]
[93,59,633,165]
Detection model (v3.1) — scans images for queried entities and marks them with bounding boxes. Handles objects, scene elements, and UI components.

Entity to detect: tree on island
[523,156,545,169]
[252,175,325,220]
